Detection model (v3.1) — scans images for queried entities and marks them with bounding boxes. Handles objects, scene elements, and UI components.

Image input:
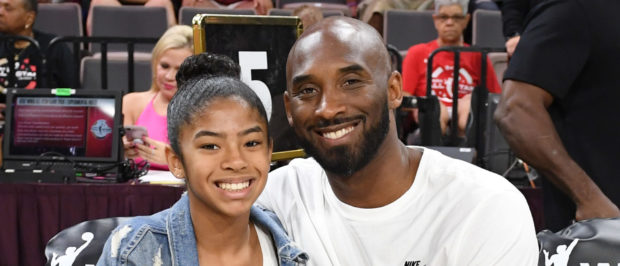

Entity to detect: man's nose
[315,86,346,120]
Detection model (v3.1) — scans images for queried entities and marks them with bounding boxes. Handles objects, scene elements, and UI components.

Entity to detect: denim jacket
[97,193,308,265]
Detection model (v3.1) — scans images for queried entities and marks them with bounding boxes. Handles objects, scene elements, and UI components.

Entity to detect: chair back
[35,3,83,38]
[384,10,436,56]
[45,217,131,266]
[472,9,504,49]
[81,54,152,92]
[91,6,168,53]
[488,52,508,84]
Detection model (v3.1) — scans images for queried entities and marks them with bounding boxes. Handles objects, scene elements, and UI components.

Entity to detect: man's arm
[494,80,620,221]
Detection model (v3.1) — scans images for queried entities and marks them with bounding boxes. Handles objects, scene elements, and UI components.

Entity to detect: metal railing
[422,46,506,167]
[47,36,158,92]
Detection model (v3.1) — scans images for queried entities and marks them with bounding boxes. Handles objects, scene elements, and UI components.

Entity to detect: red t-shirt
[402,40,501,108]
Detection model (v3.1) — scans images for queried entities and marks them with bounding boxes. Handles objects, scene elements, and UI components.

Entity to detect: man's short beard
[298,102,390,177]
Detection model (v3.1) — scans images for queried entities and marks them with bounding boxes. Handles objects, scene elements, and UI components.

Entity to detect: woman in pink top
[122,25,193,170]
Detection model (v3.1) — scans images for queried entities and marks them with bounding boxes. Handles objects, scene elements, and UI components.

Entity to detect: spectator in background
[495,0,620,231]
[0,0,76,89]
[358,0,496,38]
[180,0,272,15]
[86,0,176,36]
[358,0,434,36]
[402,0,501,141]
[122,25,193,171]
[500,0,544,57]
[292,5,323,30]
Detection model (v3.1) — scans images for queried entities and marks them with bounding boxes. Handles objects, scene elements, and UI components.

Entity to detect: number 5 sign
[192,14,302,152]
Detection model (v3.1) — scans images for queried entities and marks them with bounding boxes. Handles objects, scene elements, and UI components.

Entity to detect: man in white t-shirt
[257,16,538,265]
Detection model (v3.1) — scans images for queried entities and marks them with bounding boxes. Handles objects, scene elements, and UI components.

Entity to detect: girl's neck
[190,203,263,265]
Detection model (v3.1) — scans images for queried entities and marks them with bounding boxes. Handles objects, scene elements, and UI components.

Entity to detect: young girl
[97,53,308,265]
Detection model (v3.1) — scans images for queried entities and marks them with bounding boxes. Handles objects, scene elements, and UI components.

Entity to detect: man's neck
[437,37,463,47]
[325,133,422,208]
[13,30,34,49]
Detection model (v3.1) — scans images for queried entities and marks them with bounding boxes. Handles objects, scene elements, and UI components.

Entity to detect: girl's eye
[245,140,261,147]
[160,63,170,69]
[201,144,219,150]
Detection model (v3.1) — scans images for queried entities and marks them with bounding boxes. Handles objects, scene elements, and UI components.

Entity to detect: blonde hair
[150,25,193,92]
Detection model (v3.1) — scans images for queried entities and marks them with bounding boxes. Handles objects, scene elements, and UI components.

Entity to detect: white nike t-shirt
[257,147,538,266]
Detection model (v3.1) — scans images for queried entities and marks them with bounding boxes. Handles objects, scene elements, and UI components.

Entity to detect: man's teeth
[218,181,250,191]
[323,126,354,139]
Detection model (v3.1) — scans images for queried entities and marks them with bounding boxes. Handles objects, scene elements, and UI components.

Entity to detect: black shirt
[500,0,545,38]
[0,30,77,89]
[504,0,620,231]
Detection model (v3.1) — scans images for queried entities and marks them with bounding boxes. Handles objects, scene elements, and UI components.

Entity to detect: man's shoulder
[270,157,323,180]
[33,30,57,50]
[417,147,521,196]
[263,158,324,197]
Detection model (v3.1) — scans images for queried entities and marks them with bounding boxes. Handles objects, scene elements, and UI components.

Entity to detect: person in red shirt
[402,0,501,139]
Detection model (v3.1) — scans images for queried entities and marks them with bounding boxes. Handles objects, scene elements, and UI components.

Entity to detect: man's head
[284,16,403,177]
[433,0,470,46]
[0,0,36,36]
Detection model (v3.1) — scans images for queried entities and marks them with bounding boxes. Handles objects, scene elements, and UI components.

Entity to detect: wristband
[347,1,357,7]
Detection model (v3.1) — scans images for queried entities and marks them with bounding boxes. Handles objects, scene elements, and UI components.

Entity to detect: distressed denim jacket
[97,194,308,265]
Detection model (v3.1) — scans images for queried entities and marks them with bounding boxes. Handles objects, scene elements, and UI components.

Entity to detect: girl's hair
[168,53,268,159]
[150,25,193,92]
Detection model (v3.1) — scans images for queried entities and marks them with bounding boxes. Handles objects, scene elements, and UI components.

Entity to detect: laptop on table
[1,88,124,183]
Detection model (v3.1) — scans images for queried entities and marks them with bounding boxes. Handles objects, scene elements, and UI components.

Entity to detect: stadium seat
[383,10,436,56]
[277,0,346,8]
[81,54,152,92]
[44,217,131,266]
[90,6,168,53]
[268,7,343,17]
[35,3,83,38]
[179,7,256,26]
[282,2,350,16]
[472,9,504,49]
[488,52,508,86]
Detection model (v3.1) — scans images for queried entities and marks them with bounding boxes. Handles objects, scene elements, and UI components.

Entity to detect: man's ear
[464,13,471,25]
[387,71,404,110]
[25,11,35,28]
[283,91,294,126]
[165,145,186,180]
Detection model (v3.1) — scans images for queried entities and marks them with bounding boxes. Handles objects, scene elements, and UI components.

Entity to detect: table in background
[0,182,185,266]
[0,183,543,266]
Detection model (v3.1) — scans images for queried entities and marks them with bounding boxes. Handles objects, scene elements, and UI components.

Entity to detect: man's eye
[299,87,317,95]
[201,144,219,150]
[293,86,318,98]
[344,79,361,86]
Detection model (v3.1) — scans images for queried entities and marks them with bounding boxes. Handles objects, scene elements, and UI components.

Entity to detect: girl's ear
[165,145,186,179]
